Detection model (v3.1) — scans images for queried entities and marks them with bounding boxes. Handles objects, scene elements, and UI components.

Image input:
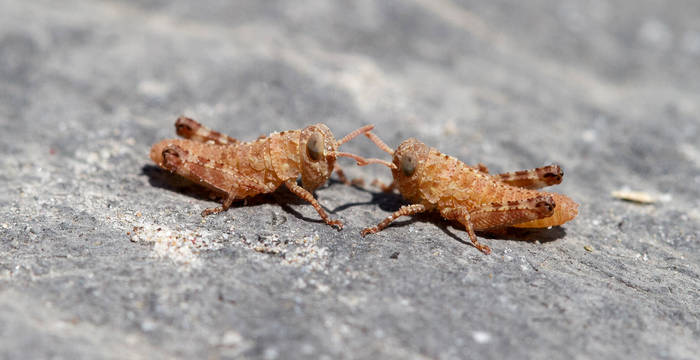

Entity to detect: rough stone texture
[1,1,699,359]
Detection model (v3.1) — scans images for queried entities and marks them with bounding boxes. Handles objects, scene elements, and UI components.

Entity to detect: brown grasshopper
[355,133,579,254]
[150,117,373,230]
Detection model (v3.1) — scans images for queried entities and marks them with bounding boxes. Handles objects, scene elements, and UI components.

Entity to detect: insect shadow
[143,164,214,203]
[331,179,567,245]
[142,165,567,244]
[142,164,341,225]
[477,226,567,244]
[328,178,404,213]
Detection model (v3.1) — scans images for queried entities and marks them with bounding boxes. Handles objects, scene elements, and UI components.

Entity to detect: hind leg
[494,165,563,189]
[469,195,556,230]
[174,116,238,145]
[439,196,555,254]
[440,207,491,255]
[160,144,266,216]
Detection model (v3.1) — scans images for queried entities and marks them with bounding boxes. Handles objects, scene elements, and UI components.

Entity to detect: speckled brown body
[392,139,578,228]
[150,117,373,229]
[152,128,326,196]
[359,136,579,254]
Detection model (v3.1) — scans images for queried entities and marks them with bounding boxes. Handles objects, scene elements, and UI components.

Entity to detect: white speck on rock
[236,232,329,271]
[472,330,492,344]
[140,319,156,332]
[218,329,253,356]
[129,223,222,270]
[581,129,597,143]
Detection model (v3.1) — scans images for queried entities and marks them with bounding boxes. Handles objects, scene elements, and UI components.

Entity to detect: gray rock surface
[1,0,699,359]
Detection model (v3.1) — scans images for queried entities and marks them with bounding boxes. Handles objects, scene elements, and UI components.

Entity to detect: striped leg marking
[175,116,238,145]
[494,165,563,189]
[361,204,426,237]
[161,144,265,216]
[440,207,491,255]
[470,195,556,230]
[285,180,343,230]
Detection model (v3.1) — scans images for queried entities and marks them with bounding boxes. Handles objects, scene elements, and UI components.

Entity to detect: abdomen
[512,192,578,228]
[447,169,579,228]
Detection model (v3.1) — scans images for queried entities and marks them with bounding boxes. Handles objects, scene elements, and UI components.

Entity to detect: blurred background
[1,0,698,359]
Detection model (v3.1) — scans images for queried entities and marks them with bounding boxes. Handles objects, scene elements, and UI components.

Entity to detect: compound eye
[400,153,417,177]
[306,132,324,161]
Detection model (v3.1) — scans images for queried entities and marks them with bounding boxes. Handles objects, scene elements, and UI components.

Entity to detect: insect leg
[201,195,235,216]
[440,207,491,254]
[512,193,578,228]
[494,165,563,189]
[370,179,396,193]
[333,164,350,184]
[160,144,233,194]
[159,144,265,216]
[470,195,556,230]
[284,180,343,230]
[360,204,426,236]
[175,116,238,145]
[200,175,270,216]
[333,163,364,186]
